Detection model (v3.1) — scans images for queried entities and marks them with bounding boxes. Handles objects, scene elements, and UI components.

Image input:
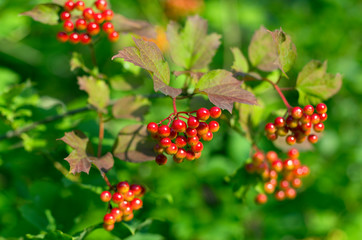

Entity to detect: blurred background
[0,0,361,239]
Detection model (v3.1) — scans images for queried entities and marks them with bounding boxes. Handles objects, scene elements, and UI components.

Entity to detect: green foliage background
[0,0,361,239]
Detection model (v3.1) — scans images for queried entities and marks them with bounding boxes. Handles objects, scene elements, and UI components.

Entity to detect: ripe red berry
[124,190,135,201]
[264,182,275,194]
[187,136,199,146]
[103,9,114,21]
[123,213,134,221]
[93,12,104,24]
[196,108,210,121]
[172,119,186,132]
[303,105,314,115]
[209,106,221,118]
[313,123,325,132]
[103,213,116,225]
[117,181,129,193]
[271,160,283,172]
[266,151,278,163]
[175,136,187,148]
[69,32,80,44]
[255,193,267,204]
[201,131,213,141]
[286,116,298,128]
[292,178,302,188]
[319,113,328,122]
[153,144,163,154]
[280,179,290,189]
[283,159,294,170]
[300,114,311,124]
[286,135,296,145]
[87,22,100,35]
[159,137,172,148]
[155,154,167,165]
[291,107,303,119]
[311,113,320,124]
[265,123,276,134]
[301,122,312,131]
[275,190,286,201]
[95,0,108,11]
[56,32,68,42]
[287,148,299,159]
[130,184,142,196]
[269,170,278,179]
[186,127,197,137]
[118,200,130,210]
[208,121,220,133]
[63,20,74,32]
[185,150,195,161]
[277,127,288,136]
[196,122,209,135]
[158,125,170,137]
[102,22,114,34]
[83,8,94,20]
[112,192,123,204]
[147,122,158,134]
[308,134,318,144]
[80,33,91,45]
[75,1,85,10]
[191,141,203,153]
[165,143,178,155]
[110,207,123,222]
[316,103,327,114]
[108,31,119,42]
[252,151,264,164]
[274,117,285,128]
[285,188,297,199]
[60,11,71,21]
[100,191,112,202]
[75,18,87,30]
[64,0,75,11]
[103,223,114,231]
[131,198,143,210]
[174,148,186,160]
[187,116,199,128]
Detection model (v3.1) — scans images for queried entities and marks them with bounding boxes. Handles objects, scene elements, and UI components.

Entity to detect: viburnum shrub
[19,1,342,236]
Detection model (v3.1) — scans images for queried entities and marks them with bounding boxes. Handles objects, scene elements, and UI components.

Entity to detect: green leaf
[19,204,49,231]
[195,70,257,113]
[125,233,164,240]
[296,60,342,105]
[113,124,155,163]
[226,164,258,201]
[166,15,221,70]
[58,131,114,175]
[113,14,156,38]
[112,95,150,121]
[77,76,110,113]
[70,52,90,73]
[231,47,249,73]
[112,38,181,98]
[20,4,60,25]
[26,230,73,240]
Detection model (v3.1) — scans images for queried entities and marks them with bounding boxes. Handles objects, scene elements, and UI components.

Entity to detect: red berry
[100,191,112,202]
[274,117,285,128]
[124,190,135,201]
[175,136,187,148]
[153,144,163,154]
[319,113,328,122]
[266,133,277,141]
[102,22,114,34]
[313,123,325,132]
[131,198,143,210]
[123,206,133,216]
[118,200,130,210]
[316,103,327,114]
[169,128,177,140]
[300,114,311,124]
[172,119,187,132]
[196,122,209,135]
[87,22,100,35]
[187,136,199,146]
[208,121,220,133]
[286,116,298,128]
[75,1,85,10]
[292,178,302,188]
[201,131,213,141]
[103,223,114,231]
[252,151,264,164]
[255,193,267,204]
[130,184,142,196]
[264,123,276,134]
[185,150,195,161]
[69,32,80,44]
[196,108,210,121]
[291,107,303,119]
[285,188,297,199]
[60,11,71,21]
[277,127,289,136]
[93,12,104,24]
[311,113,320,124]
[158,125,170,137]
[110,207,123,222]
[286,135,296,145]
[103,9,114,21]
[173,156,183,163]
[123,213,134,221]
[264,182,275,194]
[80,33,91,45]
[187,116,199,128]
[209,106,221,118]
[103,213,116,225]
[56,32,68,42]
[269,170,278,179]
[280,180,290,189]
[245,163,255,173]
[266,151,278,163]
[275,190,286,201]
[95,0,108,11]
[75,18,87,30]
[155,154,167,165]
[147,122,158,134]
[165,143,178,155]
[174,148,186,160]
[283,159,294,170]
[63,20,74,32]
[159,137,171,148]
[83,8,94,20]
[64,0,75,11]
[117,181,129,193]
[191,141,203,153]
[303,105,314,115]
[301,165,310,176]
[308,134,318,144]
[186,127,197,137]
[271,160,282,172]
[301,122,312,131]
[287,148,299,159]
[195,152,202,159]
[108,31,119,42]
[112,192,123,204]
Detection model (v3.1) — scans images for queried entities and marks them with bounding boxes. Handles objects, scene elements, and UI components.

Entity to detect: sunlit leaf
[21,4,60,25]
[231,47,249,73]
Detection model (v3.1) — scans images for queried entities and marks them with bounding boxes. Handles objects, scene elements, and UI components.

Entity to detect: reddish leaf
[112,14,157,39]
[78,76,110,113]
[112,95,150,121]
[113,124,155,163]
[167,15,221,70]
[195,70,257,113]
[112,38,181,98]
[21,4,60,25]
[91,152,114,176]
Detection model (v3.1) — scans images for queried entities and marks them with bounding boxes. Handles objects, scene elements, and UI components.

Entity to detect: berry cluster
[147,107,222,164]
[100,181,145,231]
[56,0,119,44]
[245,149,310,204]
[264,103,328,145]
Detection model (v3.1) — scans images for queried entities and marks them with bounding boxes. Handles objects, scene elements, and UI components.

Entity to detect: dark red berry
[196,108,210,121]
[80,33,91,45]
[155,154,167,165]
[265,123,276,134]
[56,32,68,42]
[172,119,187,132]
[209,106,221,118]
[187,116,199,129]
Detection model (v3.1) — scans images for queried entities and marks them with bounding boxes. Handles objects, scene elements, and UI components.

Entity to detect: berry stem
[172,97,177,114]
[89,43,98,68]
[272,83,292,109]
[97,112,104,158]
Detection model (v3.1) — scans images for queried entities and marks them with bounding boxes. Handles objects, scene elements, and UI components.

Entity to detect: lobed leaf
[296,60,342,105]
[231,47,249,73]
[113,13,157,39]
[195,70,257,113]
[112,38,181,98]
[20,4,60,25]
[77,76,110,113]
[112,95,150,121]
[167,15,221,70]
[113,124,155,163]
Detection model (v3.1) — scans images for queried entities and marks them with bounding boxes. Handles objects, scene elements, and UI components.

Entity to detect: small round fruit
[108,31,119,42]
[280,180,290,189]
[319,113,328,122]
[264,182,275,194]
[174,148,186,160]
[159,137,171,148]
[110,207,123,222]
[155,154,167,165]
[147,122,158,134]
[277,127,289,136]
[112,192,123,204]
[266,151,278,163]
[124,190,134,201]
[274,117,285,128]
[87,22,100,35]
[93,12,104,24]
[103,213,116,225]
[185,151,195,161]
[266,133,277,141]
[275,190,286,201]
[187,116,199,128]
[196,108,210,121]
[158,125,170,137]
[130,184,142,196]
[269,170,278,179]
[64,0,75,11]
[286,116,298,128]
[292,178,302,188]
[117,181,130,193]
[100,191,112,202]
[271,160,283,172]
[154,144,164,154]
[196,122,209,135]
[308,134,318,144]
[209,106,221,118]
[80,33,91,45]
[175,136,187,148]
[102,22,114,34]
[252,151,264,164]
[173,155,183,163]
[313,123,325,132]
[255,193,267,204]
[172,119,187,132]
[201,131,213,141]
[56,32,68,42]
[75,1,85,10]
[316,103,327,114]
[83,8,94,20]
[63,20,74,32]
[103,223,114,231]
[187,136,199,146]
[291,107,303,119]
[123,213,134,221]
[165,143,178,155]
[283,159,294,170]
[95,0,108,11]
[303,105,314,115]
[286,135,296,145]
[208,121,220,133]
[69,32,80,44]
[191,141,203,153]
[186,127,197,137]
[60,11,71,21]
[287,148,299,159]
[131,198,143,210]
[169,128,177,140]
[103,9,114,21]
[118,200,130,210]
[75,18,87,30]
[285,188,297,199]
[300,114,311,124]
[311,113,320,124]
[301,122,312,131]
[264,123,276,134]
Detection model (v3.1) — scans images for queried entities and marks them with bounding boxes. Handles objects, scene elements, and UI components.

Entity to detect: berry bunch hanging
[264,103,328,145]
[100,181,145,231]
[245,148,310,204]
[56,0,119,44]
[147,106,222,165]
